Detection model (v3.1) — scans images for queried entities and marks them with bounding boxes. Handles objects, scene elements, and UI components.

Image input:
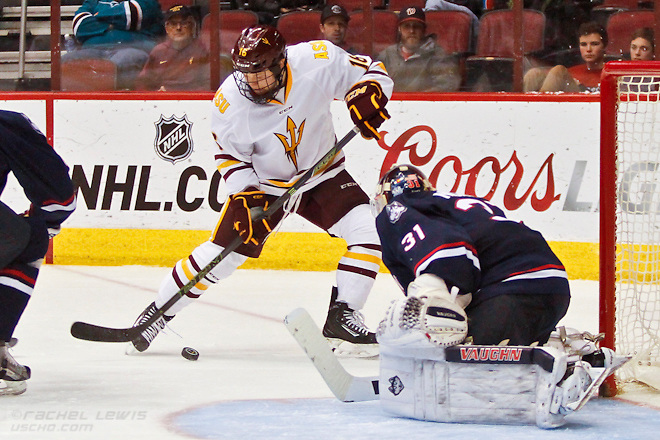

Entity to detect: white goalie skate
[546,327,631,415]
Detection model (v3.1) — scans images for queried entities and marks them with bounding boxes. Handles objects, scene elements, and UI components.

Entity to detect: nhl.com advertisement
[3,98,603,243]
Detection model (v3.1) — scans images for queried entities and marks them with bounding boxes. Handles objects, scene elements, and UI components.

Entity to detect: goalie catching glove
[229,188,273,246]
[345,80,390,140]
[378,274,470,348]
[408,274,469,347]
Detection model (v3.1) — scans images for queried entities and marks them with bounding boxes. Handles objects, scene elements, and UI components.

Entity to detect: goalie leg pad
[379,343,575,428]
[380,346,547,426]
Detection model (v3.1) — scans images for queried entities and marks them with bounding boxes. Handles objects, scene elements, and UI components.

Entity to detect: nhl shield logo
[154,114,194,164]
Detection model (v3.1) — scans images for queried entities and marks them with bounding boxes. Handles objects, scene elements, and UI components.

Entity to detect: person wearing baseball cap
[135,4,211,91]
[319,4,357,54]
[377,6,461,92]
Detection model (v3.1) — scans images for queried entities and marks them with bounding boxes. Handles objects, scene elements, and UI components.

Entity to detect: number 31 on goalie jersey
[402,224,426,251]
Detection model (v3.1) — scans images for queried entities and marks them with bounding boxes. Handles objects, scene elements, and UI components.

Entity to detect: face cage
[234,62,286,105]
[371,182,390,216]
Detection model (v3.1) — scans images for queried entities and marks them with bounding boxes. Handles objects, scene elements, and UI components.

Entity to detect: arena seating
[200,10,260,55]
[61,58,117,91]
[346,10,398,57]
[425,10,473,56]
[276,11,323,45]
[386,0,425,13]
[464,9,546,91]
[606,10,654,58]
[332,0,385,12]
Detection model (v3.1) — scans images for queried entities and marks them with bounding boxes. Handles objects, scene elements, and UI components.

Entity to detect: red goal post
[600,61,660,396]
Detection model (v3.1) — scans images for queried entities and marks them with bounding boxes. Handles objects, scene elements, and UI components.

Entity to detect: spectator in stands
[319,4,357,55]
[622,28,656,93]
[523,22,607,93]
[135,5,210,91]
[630,27,654,61]
[248,0,323,25]
[63,0,165,90]
[424,0,479,50]
[377,7,461,92]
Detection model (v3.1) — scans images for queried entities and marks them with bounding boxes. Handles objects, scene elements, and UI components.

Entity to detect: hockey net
[600,61,660,395]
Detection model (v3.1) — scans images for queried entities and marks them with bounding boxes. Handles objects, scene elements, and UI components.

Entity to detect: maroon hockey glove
[345,80,390,140]
[229,188,273,246]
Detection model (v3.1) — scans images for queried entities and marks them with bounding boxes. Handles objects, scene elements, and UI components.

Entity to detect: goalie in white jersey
[129,25,393,356]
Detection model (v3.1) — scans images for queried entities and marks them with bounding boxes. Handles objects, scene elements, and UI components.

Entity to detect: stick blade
[70,321,136,343]
[284,308,379,402]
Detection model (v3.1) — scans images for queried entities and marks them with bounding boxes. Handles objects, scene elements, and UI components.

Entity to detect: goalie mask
[373,164,434,214]
[232,25,287,104]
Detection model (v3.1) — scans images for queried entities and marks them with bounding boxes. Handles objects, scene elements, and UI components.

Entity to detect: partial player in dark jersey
[373,164,570,347]
[0,110,76,395]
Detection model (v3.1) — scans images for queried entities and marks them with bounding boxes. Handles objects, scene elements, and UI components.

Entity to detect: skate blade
[326,338,379,359]
[0,379,27,396]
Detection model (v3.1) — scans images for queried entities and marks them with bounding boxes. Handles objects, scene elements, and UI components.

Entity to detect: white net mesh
[615,75,660,387]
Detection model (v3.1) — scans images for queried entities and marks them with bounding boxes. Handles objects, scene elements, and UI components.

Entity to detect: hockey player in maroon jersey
[129,25,393,356]
[0,110,76,395]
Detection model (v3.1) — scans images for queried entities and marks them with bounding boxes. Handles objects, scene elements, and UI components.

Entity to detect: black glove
[345,80,390,140]
[228,188,273,245]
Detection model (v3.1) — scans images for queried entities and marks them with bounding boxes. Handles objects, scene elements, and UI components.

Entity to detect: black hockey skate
[322,294,378,358]
[0,341,30,396]
[129,302,174,352]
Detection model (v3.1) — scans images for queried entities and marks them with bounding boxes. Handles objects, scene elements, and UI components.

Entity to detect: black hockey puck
[181,347,199,361]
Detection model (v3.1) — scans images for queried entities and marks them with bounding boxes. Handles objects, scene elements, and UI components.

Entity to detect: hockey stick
[284,308,379,402]
[70,126,361,343]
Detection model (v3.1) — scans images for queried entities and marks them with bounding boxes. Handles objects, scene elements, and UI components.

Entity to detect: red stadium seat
[333,0,384,12]
[589,0,643,28]
[606,10,654,58]
[425,10,473,55]
[346,10,398,57]
[474,9,545,57]
[596,0,641,8]
[200,10,260,55]
[276,11,323,45]
[386,0,425,13]
[61,59,117,91]
[465,9,546,91]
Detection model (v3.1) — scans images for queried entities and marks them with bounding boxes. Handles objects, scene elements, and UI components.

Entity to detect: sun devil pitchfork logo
[154,114,194,164]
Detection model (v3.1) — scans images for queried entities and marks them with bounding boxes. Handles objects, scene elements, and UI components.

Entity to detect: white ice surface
[1,266,659,439]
